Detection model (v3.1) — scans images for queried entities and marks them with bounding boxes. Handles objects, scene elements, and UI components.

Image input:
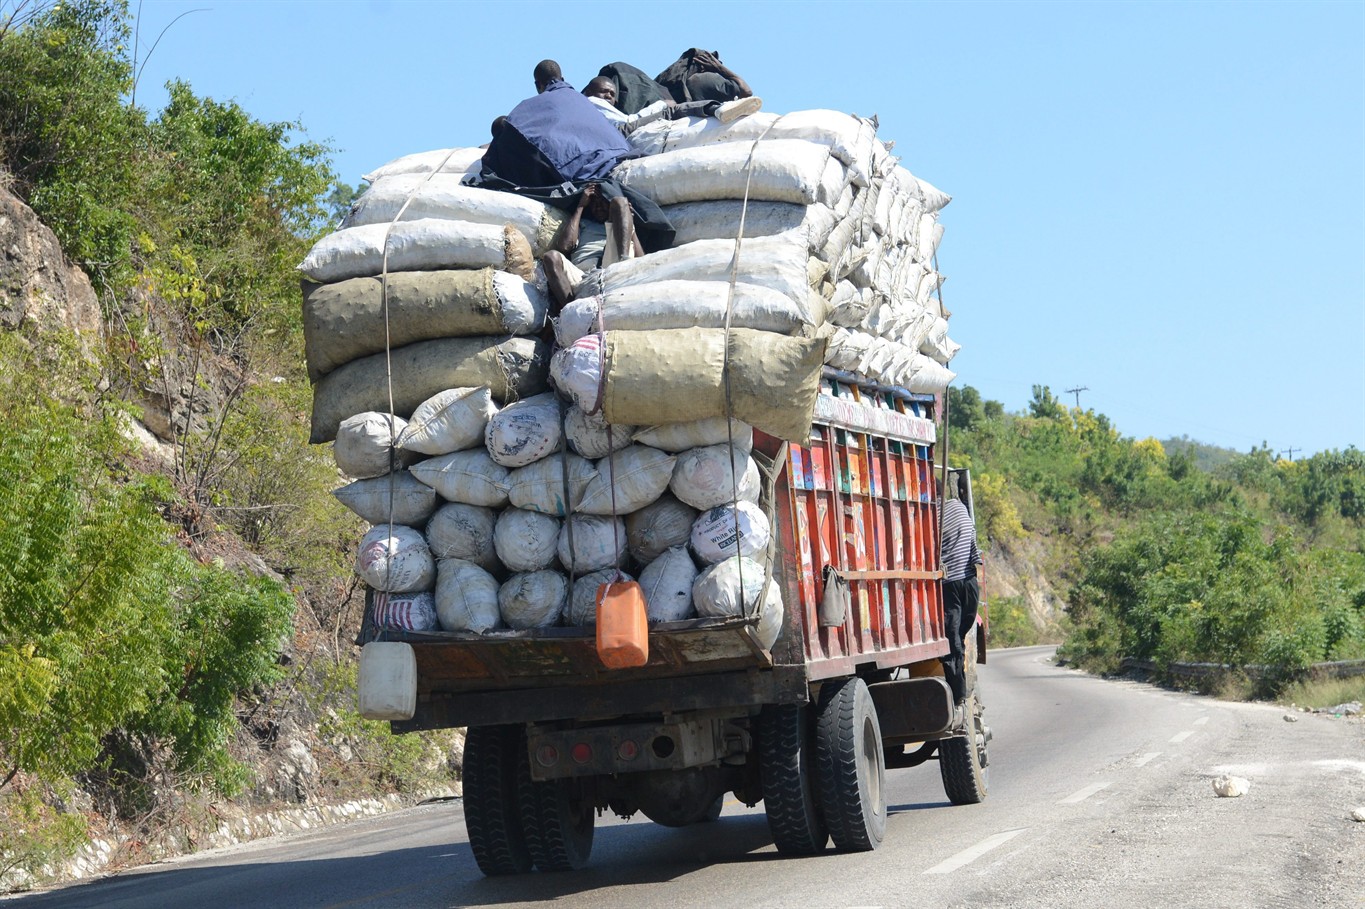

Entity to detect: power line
[1280,446,1301,462]
[1064,386,1089,409]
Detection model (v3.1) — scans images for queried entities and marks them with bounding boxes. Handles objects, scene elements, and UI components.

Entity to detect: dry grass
[1276,675,1365,712]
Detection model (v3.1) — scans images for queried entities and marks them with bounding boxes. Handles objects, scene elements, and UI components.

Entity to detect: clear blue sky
[127,0,1365,457]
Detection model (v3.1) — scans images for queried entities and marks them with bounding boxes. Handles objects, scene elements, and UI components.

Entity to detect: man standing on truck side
[940,474,982,726]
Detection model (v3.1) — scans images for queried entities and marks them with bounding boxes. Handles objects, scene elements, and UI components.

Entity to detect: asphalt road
[9,646,1363,909]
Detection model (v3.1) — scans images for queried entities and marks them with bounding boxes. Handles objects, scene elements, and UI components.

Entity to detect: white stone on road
[1213,775,1250,797]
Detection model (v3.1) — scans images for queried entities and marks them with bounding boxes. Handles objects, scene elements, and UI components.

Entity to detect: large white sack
[498,571,567,629]
[409,449,510,507]
[577,445,677,515]
[613,139,839,207]
[626,494,699,564]
[494,508,561,572]
[577,236,811,308]
[484,392,562,467]
[505,452,596,515]
[362,146,484,183]
[333,470,437,526]
[691,501,771,564]
[919,317,961,364]
[568,568,632,626]
[638,546,697,623]
[555,281,810,345]
[397,387,497,456]
[424,502,500,572]
[343,174,562,254]
[692,556,784,649]
[632,418,753,453]
[549,335,604,413]
[299,220,534,284]
[670,444,758,511]
[371,591,439,632]
[434,558,501,632]
[334,412,408,479]
[356,524,434,593]
[558,514,626,573]
[662,200,838,250]
[565,405,634,459]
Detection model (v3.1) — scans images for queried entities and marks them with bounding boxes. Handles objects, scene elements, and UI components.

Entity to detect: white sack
[549,335,604,413]
[356,524,434,593]
[626,494,699,564]
[632,418,753,453]
[333,470,437,526]
[565,405,634,459]
[343,174,560,253]
[614,139,838,206]
[498,571,568,629]
[434,558,501,632]
[690,501,771,564]
[505,452,596,515]
[409,449,510,508]
[670,444,757,510]
[919,317,961,364]
[558,514,626,573]
[334,412,408,479]
[638,547,698,623]
[568,568,632,626]
[298,220,509,284]
[397,387,497,456]
[556,281,810,346]
[494,508,561,572]
[371,591,438,632]
[693,556,784,649]
[577,445,677,515]
[578,236,811,309]
[662,200,838,250]
[362,147,484,183]
[424,502,500,572]
[484,392,562,467]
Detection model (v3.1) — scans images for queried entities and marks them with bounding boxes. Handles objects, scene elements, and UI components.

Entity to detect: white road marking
[1170,730,1194,743]
[924,829,1027,874]
[1133,752,1161,767]
[1059,782,1111,804]
[1194,716,1209,726]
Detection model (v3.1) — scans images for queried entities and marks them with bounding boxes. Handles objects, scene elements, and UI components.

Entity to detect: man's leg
[941,579,967,704]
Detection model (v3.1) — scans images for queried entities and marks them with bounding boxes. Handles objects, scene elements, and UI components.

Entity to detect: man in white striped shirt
[940,474,982,721]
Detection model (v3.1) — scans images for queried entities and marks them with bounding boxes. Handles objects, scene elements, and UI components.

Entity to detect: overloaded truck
[300,105,984,874]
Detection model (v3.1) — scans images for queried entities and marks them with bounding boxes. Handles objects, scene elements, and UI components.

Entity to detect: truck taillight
[535,744,559,767]
[571,742,593,764]
[617,740,639,761]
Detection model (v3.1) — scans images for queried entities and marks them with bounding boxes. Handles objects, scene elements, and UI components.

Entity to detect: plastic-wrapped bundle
[494,508,561,572]
[355,524,434,593]
[396,387,497,456]
[632,418,753,453]
[558,514,626,573]
[299,221,535,285]
[434,558,501,632]
[555,281,811,346]
[690,501,771,564]
[485,392,562,468]
[372,591,438,632]
[564,405,634,459]
[670,444,758,510]
[333,470,437,526]
[638,546,698,623]
[361,146,485,183]
[498,571,568,629]
[334,412,409,479]
[577,445,676,515]
[303,272,547,381]
[692,556,784,650]
[549,335,604,413]
[409,449,510,508]
[614,139,847,207]
[626,494,699,564]
[568,568,633,626]
[504,452,596,516]
[425,502,500,573]
[661,200,839,250]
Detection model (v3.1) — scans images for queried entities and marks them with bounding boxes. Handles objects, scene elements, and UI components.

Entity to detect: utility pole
[1280,446,1301,462]
[1064,386,1089,409]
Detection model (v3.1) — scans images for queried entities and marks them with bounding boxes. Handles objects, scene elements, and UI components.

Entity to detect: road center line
[1059,782,1111,804]
[1194,716,1209,726]
[924,828,1027,874]
[1133,752,1160,767]
[1170,730,1194,743]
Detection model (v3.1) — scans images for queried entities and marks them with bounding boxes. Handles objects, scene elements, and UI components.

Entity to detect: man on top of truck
[940,474,983,725]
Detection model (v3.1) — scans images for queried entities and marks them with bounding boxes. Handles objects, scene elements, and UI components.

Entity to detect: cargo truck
[357,369,987,874]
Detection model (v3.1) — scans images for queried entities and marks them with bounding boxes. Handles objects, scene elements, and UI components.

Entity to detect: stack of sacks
[332,384,784,650]
[299,146,561,444]
[599,109,958,395]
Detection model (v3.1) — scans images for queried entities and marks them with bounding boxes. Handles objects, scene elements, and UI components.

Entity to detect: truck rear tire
[939,691,988,805]
[815,677,886,852]
[462,725,533,876]
[757,703,828,854]
[517,750,595,872]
